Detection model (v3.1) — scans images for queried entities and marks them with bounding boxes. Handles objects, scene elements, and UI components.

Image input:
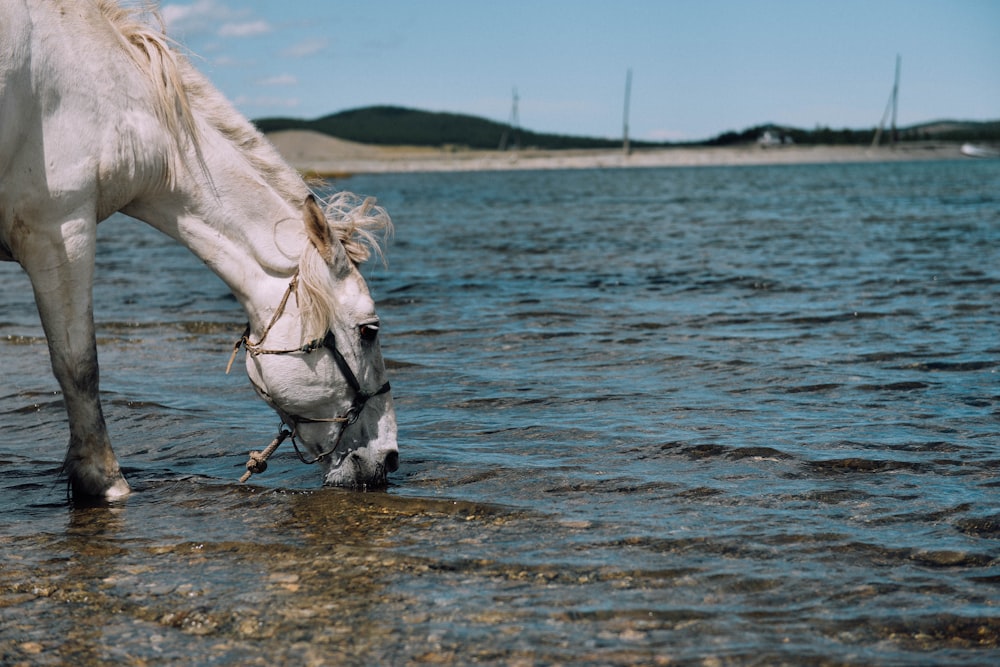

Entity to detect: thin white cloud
[234,95,300,110]
[283,38,328,58]
[218,20,272,38]
[257,74,298,87]
[162,1,239,35]
[212,55,250,67]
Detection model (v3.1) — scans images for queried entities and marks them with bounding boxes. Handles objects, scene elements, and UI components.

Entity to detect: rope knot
[246,450,269,474]
[238,427,292,483]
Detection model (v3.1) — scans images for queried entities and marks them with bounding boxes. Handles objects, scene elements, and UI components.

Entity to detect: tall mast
[871,54,901,149]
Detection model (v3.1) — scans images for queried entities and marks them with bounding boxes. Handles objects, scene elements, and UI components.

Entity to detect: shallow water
[2,159,998,665]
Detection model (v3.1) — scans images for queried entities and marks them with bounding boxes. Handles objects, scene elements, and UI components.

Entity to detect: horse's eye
[359,322,380,342]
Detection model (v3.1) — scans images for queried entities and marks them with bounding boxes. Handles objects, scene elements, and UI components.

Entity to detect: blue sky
[161,0,999,142]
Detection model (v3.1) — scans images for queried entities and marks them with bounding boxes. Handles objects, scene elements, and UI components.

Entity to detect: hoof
[69,472,131,500]
[65,459,131,499]
[102,475,132,499]
[64,433,132,499]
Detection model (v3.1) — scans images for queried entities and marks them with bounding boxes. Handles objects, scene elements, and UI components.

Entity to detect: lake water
[1,159,998,665]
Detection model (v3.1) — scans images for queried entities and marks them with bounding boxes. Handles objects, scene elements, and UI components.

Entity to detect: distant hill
[903,119,1000,142]
[254,106,654,150]
[708,120,1000,146]
[254,106,1000,149]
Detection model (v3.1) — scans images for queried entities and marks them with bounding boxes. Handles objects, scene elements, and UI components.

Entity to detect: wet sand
[266,129,966,176]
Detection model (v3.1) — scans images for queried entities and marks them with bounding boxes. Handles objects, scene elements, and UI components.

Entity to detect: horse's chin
[322,452,390,490]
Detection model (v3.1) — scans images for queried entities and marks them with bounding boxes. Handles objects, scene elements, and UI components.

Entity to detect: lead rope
[239,426,293,483]
[230,273,298,481]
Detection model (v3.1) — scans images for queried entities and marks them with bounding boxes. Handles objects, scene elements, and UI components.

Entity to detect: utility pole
[499,87,520,151]
[622,68,632,156]
[890,54,900,145]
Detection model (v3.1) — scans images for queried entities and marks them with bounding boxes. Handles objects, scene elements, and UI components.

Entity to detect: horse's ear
[303,195,334,262]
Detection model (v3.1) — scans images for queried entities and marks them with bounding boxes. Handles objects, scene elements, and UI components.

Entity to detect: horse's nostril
[383,450,399,473]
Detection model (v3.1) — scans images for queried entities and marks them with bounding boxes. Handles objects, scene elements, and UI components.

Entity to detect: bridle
[227,271,391,468]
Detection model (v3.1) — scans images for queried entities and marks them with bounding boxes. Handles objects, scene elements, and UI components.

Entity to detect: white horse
[0,0,398,498]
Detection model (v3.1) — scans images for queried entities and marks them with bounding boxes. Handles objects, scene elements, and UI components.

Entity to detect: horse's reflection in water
[0,0,397,498]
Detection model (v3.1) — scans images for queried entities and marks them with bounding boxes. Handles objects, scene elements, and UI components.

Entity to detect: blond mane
[296,193,392,337]
[96,0,389,274]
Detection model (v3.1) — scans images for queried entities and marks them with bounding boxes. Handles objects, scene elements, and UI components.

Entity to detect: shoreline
[266,130,969,176]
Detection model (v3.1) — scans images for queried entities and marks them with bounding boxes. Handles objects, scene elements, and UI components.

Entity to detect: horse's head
[244,195,398,488]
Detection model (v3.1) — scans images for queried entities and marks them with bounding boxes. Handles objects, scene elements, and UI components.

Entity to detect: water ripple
[2,161,999,664]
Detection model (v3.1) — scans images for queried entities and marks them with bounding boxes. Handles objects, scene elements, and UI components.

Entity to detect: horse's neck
[123,140,308,332]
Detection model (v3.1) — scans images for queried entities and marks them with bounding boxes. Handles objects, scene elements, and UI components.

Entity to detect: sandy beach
[266,129,967,176]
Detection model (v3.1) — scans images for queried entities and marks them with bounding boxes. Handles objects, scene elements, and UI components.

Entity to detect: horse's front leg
[19,214,130,498]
